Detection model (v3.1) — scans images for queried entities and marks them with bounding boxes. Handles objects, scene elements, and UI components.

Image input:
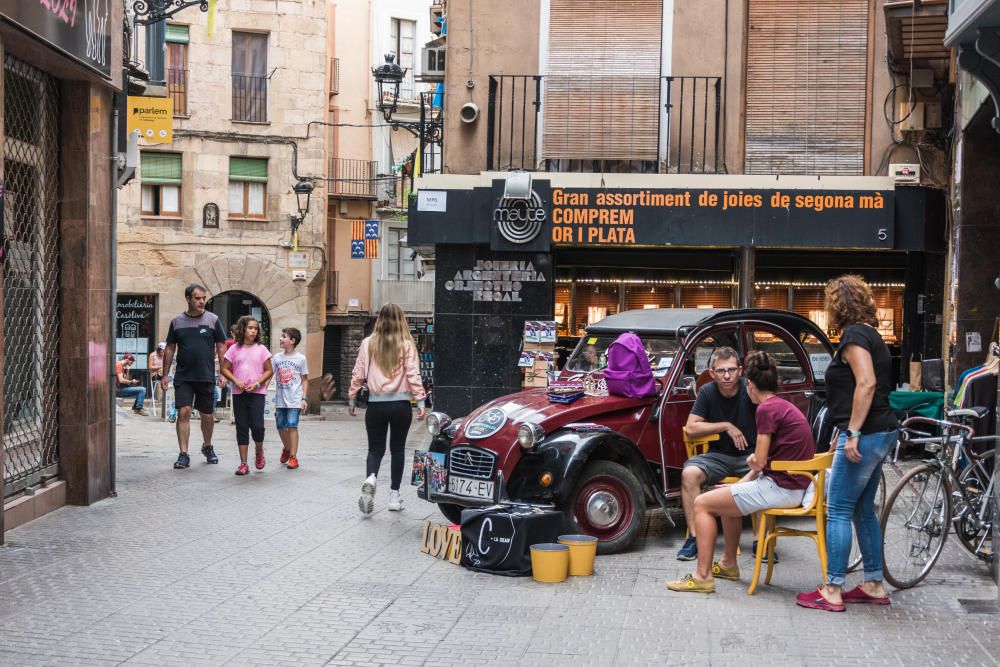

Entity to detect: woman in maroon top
[668,351,815,593]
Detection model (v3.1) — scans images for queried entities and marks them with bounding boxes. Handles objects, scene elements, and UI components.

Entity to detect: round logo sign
[493,191,545,244]
[465,407,507,439]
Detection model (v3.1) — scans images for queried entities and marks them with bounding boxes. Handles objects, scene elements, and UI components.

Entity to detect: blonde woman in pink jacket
[349,304,426,514]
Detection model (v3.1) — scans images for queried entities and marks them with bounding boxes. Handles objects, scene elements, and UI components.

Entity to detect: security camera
[460,102,480,124]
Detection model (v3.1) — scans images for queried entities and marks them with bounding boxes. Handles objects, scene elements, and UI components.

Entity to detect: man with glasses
[676,346,758,560]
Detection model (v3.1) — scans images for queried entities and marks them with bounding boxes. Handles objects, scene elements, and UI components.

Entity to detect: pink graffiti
[38,0,78,28]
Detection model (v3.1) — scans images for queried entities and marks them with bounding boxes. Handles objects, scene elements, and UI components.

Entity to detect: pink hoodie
[348,336,426,407]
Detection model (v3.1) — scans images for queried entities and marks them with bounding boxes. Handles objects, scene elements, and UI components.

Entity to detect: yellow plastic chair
[747,451,834,595]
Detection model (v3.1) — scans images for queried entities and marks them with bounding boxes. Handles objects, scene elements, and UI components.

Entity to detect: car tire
[437,502,464,525]
[563,460,645,555]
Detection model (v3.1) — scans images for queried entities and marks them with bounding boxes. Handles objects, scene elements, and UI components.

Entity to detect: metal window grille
[3,56,61,498]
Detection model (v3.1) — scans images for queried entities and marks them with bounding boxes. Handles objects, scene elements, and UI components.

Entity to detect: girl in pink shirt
[222,316,273,476]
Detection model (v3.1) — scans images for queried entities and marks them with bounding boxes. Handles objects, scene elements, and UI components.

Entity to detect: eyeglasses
[712,367,740,376]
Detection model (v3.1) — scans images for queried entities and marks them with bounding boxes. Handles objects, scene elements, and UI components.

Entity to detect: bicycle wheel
[847,468,887,572]
[955,450,995,562]
[881,463,951,590]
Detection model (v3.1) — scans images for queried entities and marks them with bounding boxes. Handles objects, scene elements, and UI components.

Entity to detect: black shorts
[174,380,215,413]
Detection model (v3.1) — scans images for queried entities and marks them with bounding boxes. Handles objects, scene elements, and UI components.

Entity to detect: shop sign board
[547,187,894,249]
[444,259,547,303]
[127,96,174,144]
[115,294,156,380]
[2,1,112,80]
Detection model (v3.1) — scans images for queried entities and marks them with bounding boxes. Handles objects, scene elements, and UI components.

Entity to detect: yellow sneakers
[711,561,740,581]
[666,574,716,593]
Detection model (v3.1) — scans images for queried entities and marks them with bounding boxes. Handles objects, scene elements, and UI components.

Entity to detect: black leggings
[365,400,413,490]
[233,392,265,446]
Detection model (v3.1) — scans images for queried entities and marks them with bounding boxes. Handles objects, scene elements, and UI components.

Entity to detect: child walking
[222,316,273,476]
[273,327,309,470]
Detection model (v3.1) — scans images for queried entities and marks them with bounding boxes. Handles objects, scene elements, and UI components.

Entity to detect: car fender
[506,428,656,505]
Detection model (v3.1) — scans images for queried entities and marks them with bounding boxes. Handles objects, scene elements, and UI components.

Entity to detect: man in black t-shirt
[676,346,758,560]
[161,284,228,469]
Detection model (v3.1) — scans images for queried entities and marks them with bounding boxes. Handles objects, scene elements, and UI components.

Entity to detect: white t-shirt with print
[273,351,309,408]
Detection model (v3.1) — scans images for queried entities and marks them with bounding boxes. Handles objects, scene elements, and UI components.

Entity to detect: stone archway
[189,256,300,316]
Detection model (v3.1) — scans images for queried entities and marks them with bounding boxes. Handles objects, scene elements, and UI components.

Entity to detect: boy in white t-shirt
[273,327,309,469]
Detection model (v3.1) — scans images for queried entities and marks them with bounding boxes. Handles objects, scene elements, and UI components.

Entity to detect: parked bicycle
[879,408,997,589]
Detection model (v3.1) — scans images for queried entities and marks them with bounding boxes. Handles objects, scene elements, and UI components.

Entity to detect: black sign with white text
[2,0,112,79]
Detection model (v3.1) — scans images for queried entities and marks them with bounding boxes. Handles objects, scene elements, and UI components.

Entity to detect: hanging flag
[364,219,379,239]
[351,240,365,259]
[351,219,379,258]
[352,219,365,241]
[207,0,218,37]
[366,239,379,259]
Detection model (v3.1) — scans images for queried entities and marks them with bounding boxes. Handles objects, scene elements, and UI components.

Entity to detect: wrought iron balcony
[232,74,268,122]
[328,158,378,199]
[487,74,725,174]
[167,67,188,116]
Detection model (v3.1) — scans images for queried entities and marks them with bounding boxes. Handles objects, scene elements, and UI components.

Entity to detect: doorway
[207,290,272,347]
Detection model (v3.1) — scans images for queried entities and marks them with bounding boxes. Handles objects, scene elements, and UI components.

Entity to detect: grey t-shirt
[273,351,309,408]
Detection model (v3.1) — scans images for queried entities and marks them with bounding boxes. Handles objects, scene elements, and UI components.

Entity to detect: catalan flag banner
[351,220,379,259]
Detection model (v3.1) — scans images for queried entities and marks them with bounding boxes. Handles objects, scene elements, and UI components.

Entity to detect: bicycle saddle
[946,406,989,420]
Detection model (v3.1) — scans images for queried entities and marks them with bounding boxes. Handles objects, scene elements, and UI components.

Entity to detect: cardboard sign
[127,96,173,144]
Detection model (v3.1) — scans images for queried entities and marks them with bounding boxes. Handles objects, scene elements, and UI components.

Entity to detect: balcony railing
[378,279,434,314]
[487,74,725,174]
[167,67,188,116]
[232,74,268,122]
[328,158,378,199]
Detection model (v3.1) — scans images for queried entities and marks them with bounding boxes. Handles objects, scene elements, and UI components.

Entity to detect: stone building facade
[116,1,329,405]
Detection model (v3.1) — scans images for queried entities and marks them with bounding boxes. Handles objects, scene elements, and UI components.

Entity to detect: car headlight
[426,412,451,437]
[517,423,545,449]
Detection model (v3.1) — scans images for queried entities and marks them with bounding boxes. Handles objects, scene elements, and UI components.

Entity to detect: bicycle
[879,408,997,589]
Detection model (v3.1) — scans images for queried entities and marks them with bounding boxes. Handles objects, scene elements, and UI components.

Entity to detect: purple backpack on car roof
[603,332,657,398]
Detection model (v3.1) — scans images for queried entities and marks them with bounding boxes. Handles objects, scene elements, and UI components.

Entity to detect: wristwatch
[846,429,863,440]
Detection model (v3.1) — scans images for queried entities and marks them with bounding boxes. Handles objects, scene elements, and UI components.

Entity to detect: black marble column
[433,245,553,417]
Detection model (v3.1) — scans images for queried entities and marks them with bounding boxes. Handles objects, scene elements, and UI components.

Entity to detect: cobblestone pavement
[1,409,998,666]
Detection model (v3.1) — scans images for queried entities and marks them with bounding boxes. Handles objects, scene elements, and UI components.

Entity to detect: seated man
[116,354,148,416]
[676,346,757,560]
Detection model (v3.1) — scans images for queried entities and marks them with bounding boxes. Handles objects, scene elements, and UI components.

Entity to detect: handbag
[355,354,371,408]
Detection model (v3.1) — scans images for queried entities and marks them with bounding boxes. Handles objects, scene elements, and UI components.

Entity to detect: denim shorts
[728,475,807,515]
[275,408,301,430]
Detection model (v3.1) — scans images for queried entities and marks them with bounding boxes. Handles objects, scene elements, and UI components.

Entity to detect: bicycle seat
[946,406,989,420]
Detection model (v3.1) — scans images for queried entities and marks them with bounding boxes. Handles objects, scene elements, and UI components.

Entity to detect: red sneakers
[286,456,299,470]
[796,588,846,612]
[280,448,291,464]
[235,462,250,476]
[255,451,265,470]
[842,585,891,605]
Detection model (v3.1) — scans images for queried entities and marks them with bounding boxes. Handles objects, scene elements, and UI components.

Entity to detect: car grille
[448,447,496,480]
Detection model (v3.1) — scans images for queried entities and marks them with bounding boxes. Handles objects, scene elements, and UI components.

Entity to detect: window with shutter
[228,157,268,218]
[543,0,663,166]
[140,152,182,217]
[745,0,870,175]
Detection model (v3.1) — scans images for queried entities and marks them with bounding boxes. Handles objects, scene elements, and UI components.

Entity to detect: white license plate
[448,475,494,499]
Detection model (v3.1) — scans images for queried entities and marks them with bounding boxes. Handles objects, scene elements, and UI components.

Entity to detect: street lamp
[370,53,443,178]
[290,179,314,251]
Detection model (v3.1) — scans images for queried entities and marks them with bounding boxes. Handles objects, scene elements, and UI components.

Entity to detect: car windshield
[564,334,680,377]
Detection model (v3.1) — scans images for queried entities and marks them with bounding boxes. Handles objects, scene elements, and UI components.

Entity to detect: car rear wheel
[437,502,464,525]
[564,460,645,554]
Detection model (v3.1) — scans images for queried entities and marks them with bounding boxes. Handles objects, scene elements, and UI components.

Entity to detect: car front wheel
[563,460,645,554]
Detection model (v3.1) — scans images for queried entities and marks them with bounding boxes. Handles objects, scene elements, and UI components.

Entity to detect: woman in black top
[797,275,897,613]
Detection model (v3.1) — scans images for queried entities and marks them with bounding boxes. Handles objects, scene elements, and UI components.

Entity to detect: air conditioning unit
[421,46,445,82]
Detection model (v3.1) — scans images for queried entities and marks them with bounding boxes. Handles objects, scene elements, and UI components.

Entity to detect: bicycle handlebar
[901,415,975,439]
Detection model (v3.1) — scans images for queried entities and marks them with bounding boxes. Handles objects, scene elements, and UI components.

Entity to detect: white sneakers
[388,490,403,512]
[359,474,376,515]
[358,475,404,514]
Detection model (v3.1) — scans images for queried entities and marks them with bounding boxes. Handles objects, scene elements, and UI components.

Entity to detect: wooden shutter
[745,0,869,175]
[229,157,268,183]
[543,0,663,162]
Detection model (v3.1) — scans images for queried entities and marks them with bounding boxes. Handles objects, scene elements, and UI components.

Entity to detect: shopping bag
[909,354,922,391]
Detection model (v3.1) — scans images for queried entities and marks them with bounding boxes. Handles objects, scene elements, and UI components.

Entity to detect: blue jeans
[826,429,896,586]
[117,386,146,410]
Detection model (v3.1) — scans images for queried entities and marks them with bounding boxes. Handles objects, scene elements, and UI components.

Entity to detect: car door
[656,325,741,491]
[743,322,813,417]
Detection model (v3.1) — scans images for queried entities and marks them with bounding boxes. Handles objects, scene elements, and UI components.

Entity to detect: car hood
[453,389,655,460]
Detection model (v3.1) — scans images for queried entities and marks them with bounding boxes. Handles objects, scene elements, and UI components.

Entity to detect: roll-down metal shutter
[745,0,870,175]
[543,0,663,162]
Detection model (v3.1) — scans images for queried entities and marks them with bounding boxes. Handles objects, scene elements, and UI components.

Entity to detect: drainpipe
[109,94,119,497]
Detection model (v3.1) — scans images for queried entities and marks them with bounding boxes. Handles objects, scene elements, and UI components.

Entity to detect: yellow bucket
[558,534,598,576]
[530,543,570,583]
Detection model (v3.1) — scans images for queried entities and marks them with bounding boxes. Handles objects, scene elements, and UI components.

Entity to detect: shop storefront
[1,3,122,535]
[410,173,945,416]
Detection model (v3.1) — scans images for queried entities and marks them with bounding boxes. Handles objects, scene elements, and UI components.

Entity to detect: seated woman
[668,350,816,593]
